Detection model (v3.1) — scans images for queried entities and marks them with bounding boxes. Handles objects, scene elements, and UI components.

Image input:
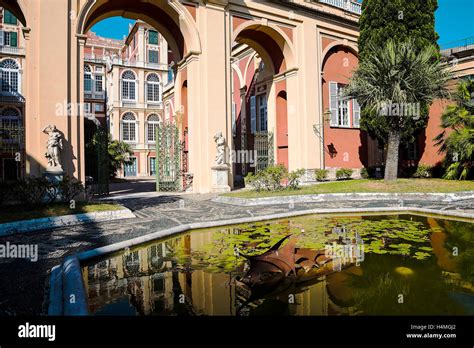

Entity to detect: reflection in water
[82,214,474,316]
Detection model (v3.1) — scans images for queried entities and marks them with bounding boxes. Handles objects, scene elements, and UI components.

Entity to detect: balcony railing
[0,45,25,56]
[0,92,25,104]
[84,54,169,70]
[318,0,362,15]
[440,37,474,57]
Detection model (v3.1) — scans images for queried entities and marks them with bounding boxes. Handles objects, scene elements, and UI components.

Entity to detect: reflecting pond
[82,214,474,316]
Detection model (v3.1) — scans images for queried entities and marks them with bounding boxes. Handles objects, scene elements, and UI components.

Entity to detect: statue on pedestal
[42,124,63,171]
[211,132,230,193]
[213,132,226,165]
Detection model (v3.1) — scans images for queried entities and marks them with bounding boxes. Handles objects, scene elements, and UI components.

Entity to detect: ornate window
[121,70,136,101]
[121,112,137,142]
[147,113,161,143]
[146,73,161,103]
[0,59,19,94]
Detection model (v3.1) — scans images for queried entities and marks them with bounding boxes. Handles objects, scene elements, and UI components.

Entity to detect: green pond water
[82,214,474,316]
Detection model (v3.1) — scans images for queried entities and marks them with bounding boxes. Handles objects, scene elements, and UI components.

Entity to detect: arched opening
[321,45,371,171]
[78,0,199,193]
[230,22,294,185]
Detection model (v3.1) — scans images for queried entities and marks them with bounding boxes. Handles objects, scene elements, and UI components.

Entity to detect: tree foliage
[86,132,133,178]
[358,0,440,143]
[343,39,452,180]
[435,79,474,180]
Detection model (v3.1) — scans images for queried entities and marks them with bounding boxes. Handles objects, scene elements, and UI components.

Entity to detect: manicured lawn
[0,202,123,224]
[224,179,474,199]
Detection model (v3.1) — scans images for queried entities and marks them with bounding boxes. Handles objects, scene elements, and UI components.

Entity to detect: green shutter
[149,30,158,45]
[10,32,18,47]
[4,10,17,25]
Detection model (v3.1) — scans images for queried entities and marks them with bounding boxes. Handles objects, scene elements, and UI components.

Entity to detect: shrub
[315,169,329,181]
[17,177,56,206]
[360,168,369,179]
[265,165,287,191]
[58,175,85,203]
[287,169,305,190]
[336,168,354,180]
[412,163,432,178]
[245,165,297,192]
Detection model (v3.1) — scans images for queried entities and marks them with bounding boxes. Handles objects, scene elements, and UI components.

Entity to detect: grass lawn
[0,202,123,224]
[224,179,474,199]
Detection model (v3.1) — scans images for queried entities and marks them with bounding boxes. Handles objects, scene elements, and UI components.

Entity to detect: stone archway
[71,0,208,191]
[231,20,297,174]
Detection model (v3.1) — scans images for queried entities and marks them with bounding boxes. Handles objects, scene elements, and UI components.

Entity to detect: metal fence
[254,131,274,172]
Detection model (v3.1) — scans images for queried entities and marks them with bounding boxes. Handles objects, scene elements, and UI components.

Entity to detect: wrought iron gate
[0,123,25,181]
[155,121,183,191]
[254,131,274,171]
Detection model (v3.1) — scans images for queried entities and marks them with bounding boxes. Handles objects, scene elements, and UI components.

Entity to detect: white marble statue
[214,132,226,165]
[43,124,63,171]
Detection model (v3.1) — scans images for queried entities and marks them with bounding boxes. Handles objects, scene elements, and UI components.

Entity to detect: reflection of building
[0,8,25,181]
[83,230,360,316]
[84,241,177,315]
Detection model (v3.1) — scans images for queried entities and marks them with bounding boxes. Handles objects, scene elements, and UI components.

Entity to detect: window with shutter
[10,32,17,47]
[329,81,338,127]
[250,96,256,134]
[352,99,360,128]
[4,10,17,25]
[149,30,158,45]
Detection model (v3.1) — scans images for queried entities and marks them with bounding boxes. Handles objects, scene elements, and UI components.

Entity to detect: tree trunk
[384,130,401,181]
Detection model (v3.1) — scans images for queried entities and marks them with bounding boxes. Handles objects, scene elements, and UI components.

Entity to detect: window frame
[148,30,159,45]
[329,81,360,129]
[146,73,161,103]
[146,114,161,143]
[0,59,20,94]
[121,112,137,143]
[121,70,137,102]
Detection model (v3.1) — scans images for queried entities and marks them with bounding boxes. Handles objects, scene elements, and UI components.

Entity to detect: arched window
[147,113,161,143]
[121,112,137,142]
[121,70,136,101]
[0,59,19,94]
[146,73,161,103]
[0,107,21,143]
[84,65,92,92]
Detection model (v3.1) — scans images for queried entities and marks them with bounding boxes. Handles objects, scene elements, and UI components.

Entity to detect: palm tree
[343,39,452,181]
[434,79,474,180]
[108,139,134,178]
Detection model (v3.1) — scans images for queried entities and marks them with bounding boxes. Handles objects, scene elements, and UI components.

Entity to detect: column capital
[76,34,88,46]
[21,27,31,40]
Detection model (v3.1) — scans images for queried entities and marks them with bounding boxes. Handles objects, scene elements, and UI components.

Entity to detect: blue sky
[436,0,474,48]
[91,0,474,47]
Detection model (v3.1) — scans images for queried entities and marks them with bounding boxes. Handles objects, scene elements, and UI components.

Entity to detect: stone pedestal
[43,169,65,202]
[211,165,231,193]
